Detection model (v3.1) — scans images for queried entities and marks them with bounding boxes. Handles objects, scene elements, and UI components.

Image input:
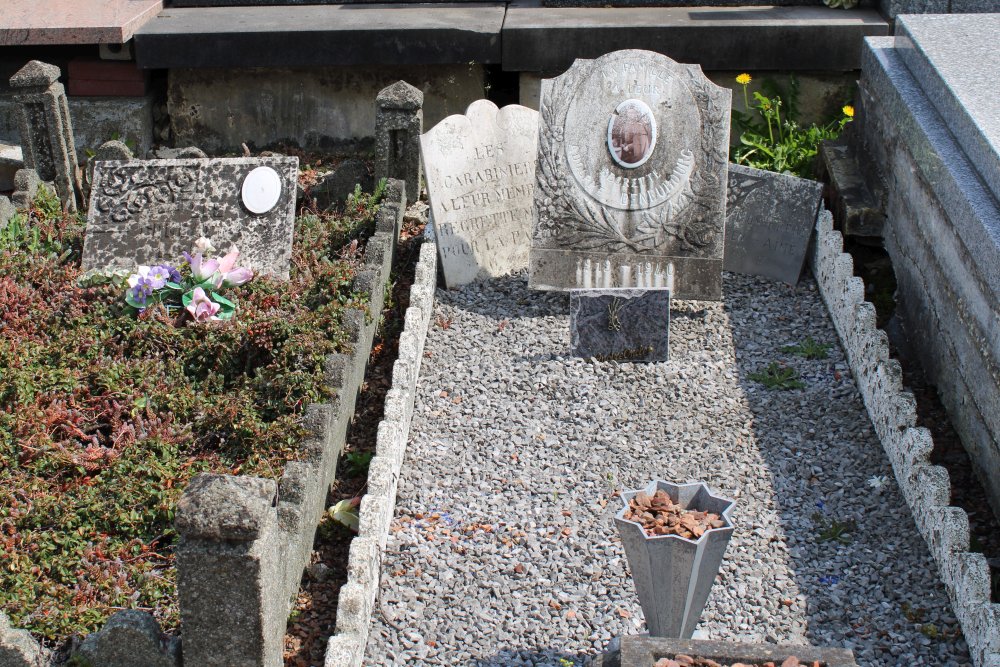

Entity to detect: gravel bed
[364,272,972,667]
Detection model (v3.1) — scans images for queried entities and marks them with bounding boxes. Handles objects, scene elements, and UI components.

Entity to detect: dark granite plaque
[83,156,298,279]
[723,163,823,285]
[570,288,670,362]
[529,49,731,301]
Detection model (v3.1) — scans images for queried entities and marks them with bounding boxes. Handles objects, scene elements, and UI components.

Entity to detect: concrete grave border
[324,237,437,667]
[810,209,1000,667]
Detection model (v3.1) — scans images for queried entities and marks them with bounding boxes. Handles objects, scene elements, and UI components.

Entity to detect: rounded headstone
[241,166,282,215]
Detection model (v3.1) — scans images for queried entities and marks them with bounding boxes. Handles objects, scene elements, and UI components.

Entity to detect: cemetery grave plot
[0,178,386,654]
[365,272,972,667]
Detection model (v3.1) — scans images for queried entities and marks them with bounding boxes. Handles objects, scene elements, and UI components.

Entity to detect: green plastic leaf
[210,292,236,309]
[125,292,146,310]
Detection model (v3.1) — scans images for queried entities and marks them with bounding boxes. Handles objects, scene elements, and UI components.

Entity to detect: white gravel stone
[364,271,972,667]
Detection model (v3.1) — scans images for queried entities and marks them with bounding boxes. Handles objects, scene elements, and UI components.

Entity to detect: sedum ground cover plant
[0,184,382,647]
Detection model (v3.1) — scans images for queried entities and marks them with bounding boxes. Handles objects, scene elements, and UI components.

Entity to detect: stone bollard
[0,612,46,666]
[75,610,180,667]
[9,61,80,212]
[374,81,423,205]
[175,474,284,667]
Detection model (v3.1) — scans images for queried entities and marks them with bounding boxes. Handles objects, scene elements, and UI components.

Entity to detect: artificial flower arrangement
[123,237,254,323]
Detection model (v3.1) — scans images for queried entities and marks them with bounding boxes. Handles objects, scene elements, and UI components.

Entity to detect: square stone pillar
[375,80,423,205]
[176,474,284,667]
[9,61,80,211]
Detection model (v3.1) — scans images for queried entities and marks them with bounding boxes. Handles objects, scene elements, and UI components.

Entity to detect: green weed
[782,337,832,360]
[748,362,805,390]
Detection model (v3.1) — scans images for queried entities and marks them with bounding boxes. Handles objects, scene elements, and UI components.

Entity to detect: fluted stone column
[374,80,423,205]
[9,61,80,211]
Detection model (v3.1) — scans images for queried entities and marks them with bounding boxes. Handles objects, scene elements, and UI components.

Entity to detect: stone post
[175,474,284,667]
[374,80,423,205]
[9,61,80,211]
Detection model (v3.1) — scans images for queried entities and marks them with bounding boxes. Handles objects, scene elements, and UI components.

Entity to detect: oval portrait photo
[607,99,657,169]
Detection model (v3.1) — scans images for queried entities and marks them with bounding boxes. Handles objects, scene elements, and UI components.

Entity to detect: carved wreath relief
[529,50,731,299]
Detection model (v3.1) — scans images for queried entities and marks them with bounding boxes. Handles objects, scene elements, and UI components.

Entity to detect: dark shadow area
[846,238,1000,604]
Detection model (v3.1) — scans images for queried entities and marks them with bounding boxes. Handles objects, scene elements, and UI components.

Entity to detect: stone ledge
[0,0,162,46]
[131,2,887,72]
[134,4,505,69]
[324,239,438,667]
[809,210,1000,667]
[502,2,890,73]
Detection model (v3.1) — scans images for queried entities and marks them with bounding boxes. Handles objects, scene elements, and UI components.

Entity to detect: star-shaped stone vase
[614,480,736,638]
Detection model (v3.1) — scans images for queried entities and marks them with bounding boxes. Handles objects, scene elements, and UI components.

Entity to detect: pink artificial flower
[186,286,220,322]
[185,252,220,283]
[222,267,254,287]
[218,247,240,275]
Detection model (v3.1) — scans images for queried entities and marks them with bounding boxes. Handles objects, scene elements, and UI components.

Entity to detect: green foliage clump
[748,362,805,390]
[731,74,854,178]
[782,337,832,360]
[0,184,383,642]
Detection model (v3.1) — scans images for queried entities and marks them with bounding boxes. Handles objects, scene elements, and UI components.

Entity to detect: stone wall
[0,93,153,166]
[810,209,1000,667]
[325,238,437,667]
[167,65,484,154]
[853,20,1000,519]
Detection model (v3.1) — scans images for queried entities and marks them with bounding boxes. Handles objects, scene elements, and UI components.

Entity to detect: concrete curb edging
[324,239,438,667]
[809,209,1000,667]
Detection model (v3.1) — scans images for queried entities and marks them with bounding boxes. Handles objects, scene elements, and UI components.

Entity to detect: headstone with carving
[529,49,731,300]
[82,156,298,278]
[570,288,671,362]
[421,100,539,288]
[723,164,823,285]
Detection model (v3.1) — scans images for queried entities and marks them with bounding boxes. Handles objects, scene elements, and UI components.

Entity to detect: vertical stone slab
[421,100,539,287]
[529,49,731,300]
[176,474,283,667]
[375,81,423,205]
[723,163,823,285]
[9,60,80,211]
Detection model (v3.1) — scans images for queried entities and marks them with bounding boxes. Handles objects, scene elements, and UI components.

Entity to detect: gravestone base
[570,288,670,362]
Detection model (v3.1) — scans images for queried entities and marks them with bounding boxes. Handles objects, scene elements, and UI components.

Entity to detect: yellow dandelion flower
[736,73,752,86]
[842,105,855,118]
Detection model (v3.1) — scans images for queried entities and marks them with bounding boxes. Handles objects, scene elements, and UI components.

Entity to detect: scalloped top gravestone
[82,156,298,279]
[421,100,539,287]
[723,163,823,285]
[529,49,731,300]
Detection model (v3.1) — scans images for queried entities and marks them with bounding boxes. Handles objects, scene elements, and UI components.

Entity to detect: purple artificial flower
[164,264,182,283]
[145,265,172,290]
[186,287,221,322]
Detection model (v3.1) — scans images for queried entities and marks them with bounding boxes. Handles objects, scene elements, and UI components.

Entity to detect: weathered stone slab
[421,99,538,287]
[723,163,823,285]
[83,156,298,278]
[570,288,670,362]
[529,49,730,300]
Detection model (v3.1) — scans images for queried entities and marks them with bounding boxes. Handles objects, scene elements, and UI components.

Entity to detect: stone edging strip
[810,209,1000,667]
[324,239,438,667]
